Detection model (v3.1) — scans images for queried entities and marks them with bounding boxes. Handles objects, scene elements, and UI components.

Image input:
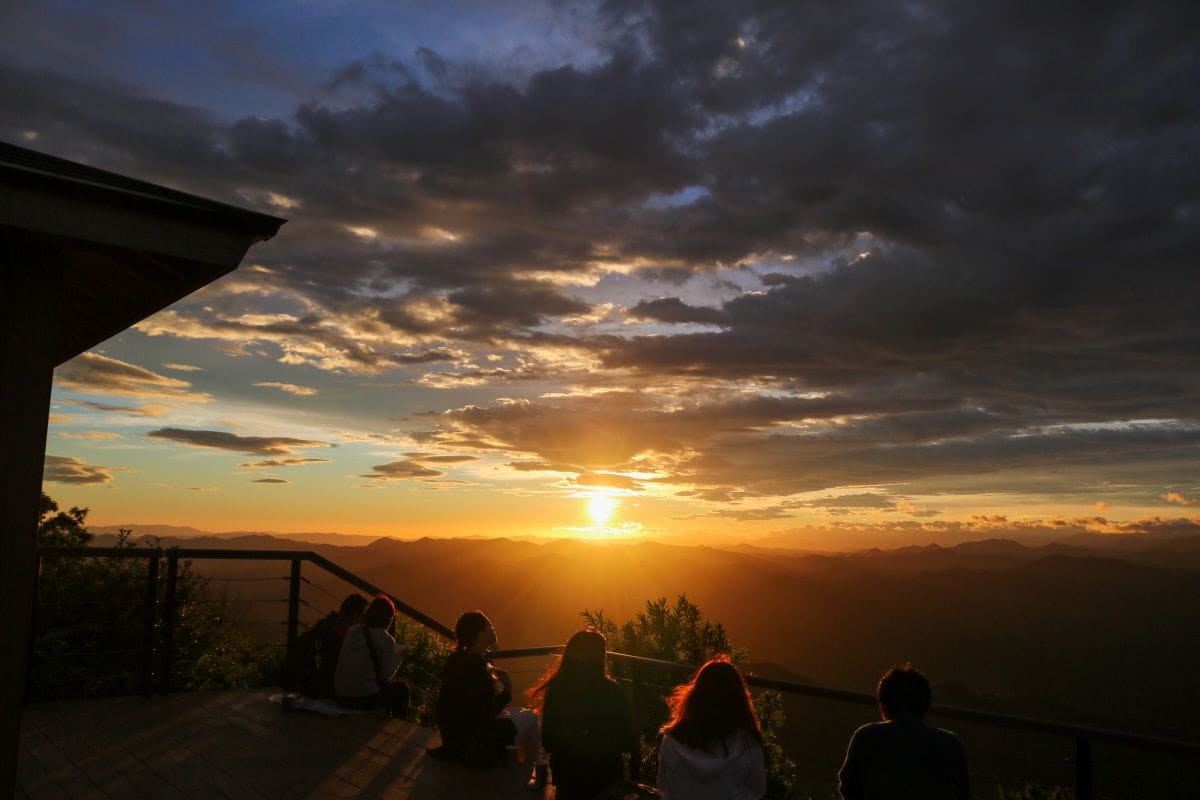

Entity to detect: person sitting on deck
[657,656,767,800]
[528,628,638,799]
[333,594,410,717]
[279,592,367,698]
[428,611,547,789]
[837,664,970,800]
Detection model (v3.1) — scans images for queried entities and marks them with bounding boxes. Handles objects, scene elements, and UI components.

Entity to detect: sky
[7,0,1200,548]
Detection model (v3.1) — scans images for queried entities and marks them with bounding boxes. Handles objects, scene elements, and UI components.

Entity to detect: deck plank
[20,689,553,800]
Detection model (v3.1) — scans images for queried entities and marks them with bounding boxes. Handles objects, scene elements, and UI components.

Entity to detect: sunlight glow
[587,494,619,525]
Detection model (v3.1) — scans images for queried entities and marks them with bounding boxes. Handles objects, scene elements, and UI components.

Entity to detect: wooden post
[0,238,64,796]
[1076,737,1092,800]
[286,558,302,657]
[629,663,644,780]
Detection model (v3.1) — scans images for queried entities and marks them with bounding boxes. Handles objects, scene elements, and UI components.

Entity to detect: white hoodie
[657,729,767,800]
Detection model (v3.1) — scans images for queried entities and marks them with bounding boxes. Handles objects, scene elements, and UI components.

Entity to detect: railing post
[286,558,302,657]
[140,553,160,696]
[629,663,643,780]
[159,552,179,695]
[1076,737,1092,800]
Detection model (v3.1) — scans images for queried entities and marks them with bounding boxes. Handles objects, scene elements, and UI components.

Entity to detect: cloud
[163,363,203,372]
[56,353,210,401]
[358,460,446,481]
[147,428,328,456]
[251,478,292,484]
[574,472,643,491]
[43,454,127,485]
[59,431,123,441]
[401,452,479,464]
[1162,492,1198,507]
[65,400,170,417]
[253,381,319,396]
[9,2,1200,512]
[238,457,332,468]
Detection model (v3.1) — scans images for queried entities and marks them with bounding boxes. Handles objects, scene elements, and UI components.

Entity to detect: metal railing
[32,546,1200,799]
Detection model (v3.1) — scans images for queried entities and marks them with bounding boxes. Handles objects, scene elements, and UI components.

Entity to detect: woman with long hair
[528,628,638,799]
[333,594,410,716]
[657,657,767,800]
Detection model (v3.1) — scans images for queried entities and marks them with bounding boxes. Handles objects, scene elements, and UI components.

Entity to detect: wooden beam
[0,234,64,796]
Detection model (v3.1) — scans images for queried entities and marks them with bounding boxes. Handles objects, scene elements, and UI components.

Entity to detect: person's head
[877,663,932,720]
[660,656,762,748]
[454,610,496,652]
[363,594,395,628]
[339,593,368,622]
[528,628,609,704]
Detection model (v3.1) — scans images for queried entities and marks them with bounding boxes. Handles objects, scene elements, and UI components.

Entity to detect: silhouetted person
[279,592,367,697]
[838,664,969,800]
[528,628,638,798]
[334,594,410,716]
[658,657,767,800]
[430,611,544,786]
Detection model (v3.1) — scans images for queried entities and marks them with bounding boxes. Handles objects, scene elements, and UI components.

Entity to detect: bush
[30,493,279,700]
[582,595,798,799]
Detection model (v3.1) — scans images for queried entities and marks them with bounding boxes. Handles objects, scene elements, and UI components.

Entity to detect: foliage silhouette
[30,493,279,700]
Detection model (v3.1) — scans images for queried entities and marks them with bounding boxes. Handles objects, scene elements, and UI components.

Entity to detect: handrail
[36,545,456,639]
[35,545,1200,798]
[493,649,1200,759]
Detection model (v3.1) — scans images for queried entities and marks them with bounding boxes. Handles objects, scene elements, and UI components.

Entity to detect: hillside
[87,530,1200,744]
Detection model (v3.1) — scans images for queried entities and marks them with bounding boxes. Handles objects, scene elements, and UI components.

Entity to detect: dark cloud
[148,428,328,456]
[43,454,123,485]
[55,352,207,401]
[13,1,1200,507]
[627,297,726,325]
[251,478,291,484]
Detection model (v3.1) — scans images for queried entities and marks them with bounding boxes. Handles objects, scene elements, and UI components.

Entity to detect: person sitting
[278,592,367,698]
[333,594,410,717]
[528,628,638,799]
[837,664,969,800]
[657,656,767,800]
[429,611,546,788]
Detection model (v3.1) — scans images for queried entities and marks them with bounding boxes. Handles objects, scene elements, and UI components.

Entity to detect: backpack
[278,615,345,698]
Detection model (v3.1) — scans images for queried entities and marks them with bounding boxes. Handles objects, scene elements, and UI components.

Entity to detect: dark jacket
[542,677,638,799]
[435,650,512,750]
[837,716,970,800]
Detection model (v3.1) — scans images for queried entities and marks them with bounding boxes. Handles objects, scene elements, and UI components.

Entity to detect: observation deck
[19,688,542,800]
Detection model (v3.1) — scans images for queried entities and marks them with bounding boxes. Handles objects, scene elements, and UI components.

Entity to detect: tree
[30,493,279,700]
[582,595,797,799]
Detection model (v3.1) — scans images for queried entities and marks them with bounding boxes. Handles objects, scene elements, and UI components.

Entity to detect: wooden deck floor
[18,690,554,799]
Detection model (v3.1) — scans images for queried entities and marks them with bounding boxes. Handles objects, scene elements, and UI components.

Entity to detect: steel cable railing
[32,545,1200,800]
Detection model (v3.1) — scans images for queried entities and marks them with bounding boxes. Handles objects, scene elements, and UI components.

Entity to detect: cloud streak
[148,428,329,456]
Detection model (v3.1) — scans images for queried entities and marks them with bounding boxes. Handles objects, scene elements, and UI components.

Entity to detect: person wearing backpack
[279,592,367,698]
[334,594,410,717]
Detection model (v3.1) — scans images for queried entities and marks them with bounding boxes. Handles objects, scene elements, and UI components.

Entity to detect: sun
[587,494,619,526]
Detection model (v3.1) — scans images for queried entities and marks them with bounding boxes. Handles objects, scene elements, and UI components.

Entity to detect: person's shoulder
[850,721,889,739]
